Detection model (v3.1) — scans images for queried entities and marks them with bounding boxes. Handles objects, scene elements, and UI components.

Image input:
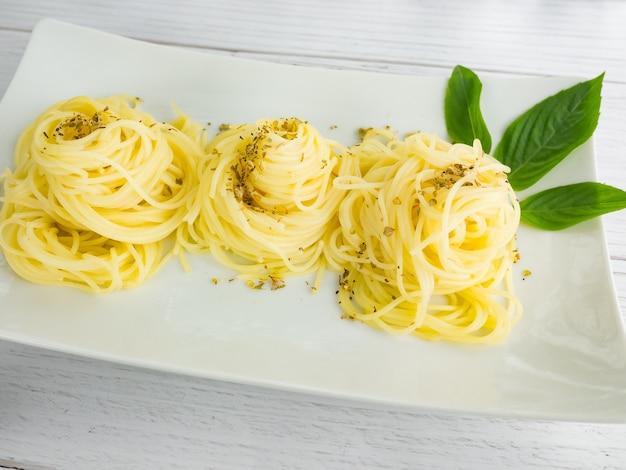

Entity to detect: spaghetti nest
[329,128,522,343]
[179,117,353,286]
[0,95,203,292]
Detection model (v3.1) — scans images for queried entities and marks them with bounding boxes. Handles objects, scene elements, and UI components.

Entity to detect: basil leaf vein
[494,73,604,191]
[444,65,492,153]
[519,182,626,230]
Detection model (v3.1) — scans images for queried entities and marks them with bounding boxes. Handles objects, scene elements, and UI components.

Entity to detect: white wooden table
[1,1,626,468]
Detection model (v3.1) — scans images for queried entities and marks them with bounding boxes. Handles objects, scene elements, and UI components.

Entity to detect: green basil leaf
[444,65,492,153]
[519,182,626,230]
[494,73,604,191]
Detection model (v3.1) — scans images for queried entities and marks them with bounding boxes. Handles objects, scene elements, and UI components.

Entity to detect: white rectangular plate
[1,19,625,422]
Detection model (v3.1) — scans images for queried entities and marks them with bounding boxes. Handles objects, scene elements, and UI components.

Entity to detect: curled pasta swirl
[179,117,354,285]
[328,129,521,343]
[0,95,203,292]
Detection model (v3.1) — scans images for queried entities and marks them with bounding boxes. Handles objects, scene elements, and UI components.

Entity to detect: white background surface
[1,1,626,468]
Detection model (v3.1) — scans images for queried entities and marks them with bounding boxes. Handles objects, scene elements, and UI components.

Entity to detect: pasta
[328,128,522,343]
[178,117,354,287]
[0,95,203,292]
[0,94,524,343]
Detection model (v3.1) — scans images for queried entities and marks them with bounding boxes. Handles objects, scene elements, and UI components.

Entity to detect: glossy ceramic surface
[1,19,624,422]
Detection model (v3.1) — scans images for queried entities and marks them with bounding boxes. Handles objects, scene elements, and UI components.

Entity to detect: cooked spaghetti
[328,128,521,343]
[179,117,354,287]
[0,95,203,292]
